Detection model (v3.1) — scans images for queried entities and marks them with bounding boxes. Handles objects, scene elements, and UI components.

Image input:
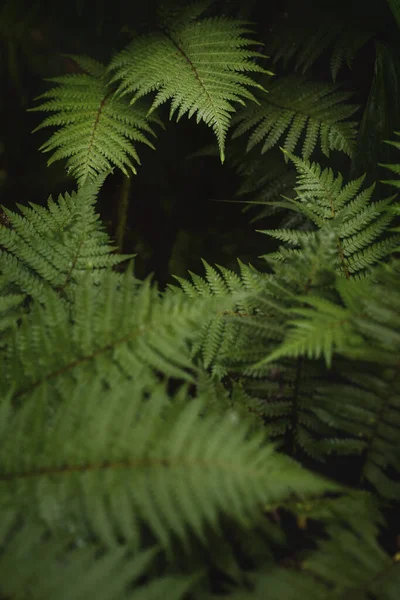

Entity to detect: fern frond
[172,259,277,375]
[2,4,400,596]
[30,56,162,184]
[257,295,353,368]
[231,75,359,159]
[254,257,400,368]
[227,488,395,598]
[260,228,316,247]
[0,180,130,302]
[173,230,340,387]
[250,259,400,496]
[261,151,400,277]
[1,265,249,395]
[227,232,357,455]
[109,8,271,162]
[0,380,338,550]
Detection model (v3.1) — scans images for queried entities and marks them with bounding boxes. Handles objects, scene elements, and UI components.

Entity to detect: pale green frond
[172,260,251,375]
[345,236,400,274]
[171,259,284,376]
[109,13,271,162]
[30,56,162,185]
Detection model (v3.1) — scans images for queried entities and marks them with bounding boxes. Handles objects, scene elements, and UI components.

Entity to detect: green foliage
[172,168,400,496]
[232,515,400,599]
[249,259,400,499]
[30,56,162,185]
[0,378,339,551]
[1,2,400,598]
[109,2,271,163]
[171,258,268,377]
[0,521,163,600]
[0,178,129,302]
[231,75,359,159]
[261,151,400,278]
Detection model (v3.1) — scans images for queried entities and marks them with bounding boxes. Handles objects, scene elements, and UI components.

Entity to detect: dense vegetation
[0,0,399,598]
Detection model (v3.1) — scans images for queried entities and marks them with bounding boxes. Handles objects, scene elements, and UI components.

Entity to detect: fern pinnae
[258,228,316,247]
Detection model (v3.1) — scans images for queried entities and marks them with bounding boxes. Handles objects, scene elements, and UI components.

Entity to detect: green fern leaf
[232,75,359,159]
[262,151,400,277]
[30,56,162,184]
[109,8,271,162]
[0,180,130,301]
[0,378,339,550]
[1,265,250,396]
[303,524,400,597]
[0,292,25,335]
[255,296,353,368]
[172,260,274,375]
